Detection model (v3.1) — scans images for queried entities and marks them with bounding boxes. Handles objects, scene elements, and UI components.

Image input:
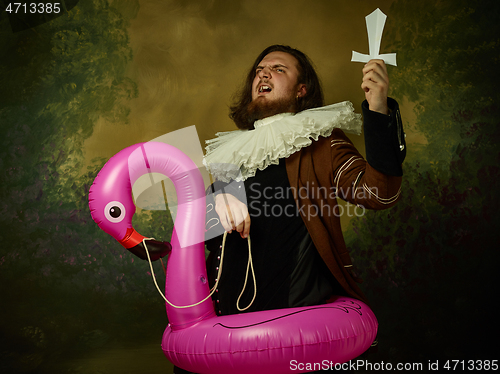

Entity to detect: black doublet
[206,159,345,315]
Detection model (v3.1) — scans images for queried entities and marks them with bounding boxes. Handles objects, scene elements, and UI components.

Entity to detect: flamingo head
[88,145,171,260]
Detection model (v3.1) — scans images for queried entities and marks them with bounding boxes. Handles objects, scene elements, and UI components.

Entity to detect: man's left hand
[361,59,389,115]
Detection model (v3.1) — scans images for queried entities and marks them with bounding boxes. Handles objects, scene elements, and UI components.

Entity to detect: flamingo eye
[109,206,121,217]
[104,201,126,223]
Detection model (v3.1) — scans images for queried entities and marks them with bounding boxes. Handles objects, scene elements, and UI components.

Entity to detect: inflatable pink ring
[89,142,378,374]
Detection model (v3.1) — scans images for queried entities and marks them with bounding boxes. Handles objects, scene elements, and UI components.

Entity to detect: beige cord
[143,232,256,311]
[236,233,256,311]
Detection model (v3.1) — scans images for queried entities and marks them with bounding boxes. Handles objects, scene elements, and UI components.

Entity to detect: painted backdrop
[1,0,498,373]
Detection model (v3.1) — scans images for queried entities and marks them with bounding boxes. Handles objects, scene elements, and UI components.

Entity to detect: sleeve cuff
[208,179,246,202]
[362,98,406,176]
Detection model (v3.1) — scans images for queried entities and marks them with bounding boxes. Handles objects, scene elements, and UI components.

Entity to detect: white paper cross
[351,8,397,66]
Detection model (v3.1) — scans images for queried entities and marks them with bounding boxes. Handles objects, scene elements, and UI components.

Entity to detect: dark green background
[1,0,498,372]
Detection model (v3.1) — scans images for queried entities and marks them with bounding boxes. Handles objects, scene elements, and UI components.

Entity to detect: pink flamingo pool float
[89,142,377,373]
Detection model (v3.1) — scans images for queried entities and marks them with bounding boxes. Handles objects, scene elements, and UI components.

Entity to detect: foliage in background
[0,1,172,372]
[346,0,499,364]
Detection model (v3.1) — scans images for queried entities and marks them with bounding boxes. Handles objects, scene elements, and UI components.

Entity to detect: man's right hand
[215,193,251,238]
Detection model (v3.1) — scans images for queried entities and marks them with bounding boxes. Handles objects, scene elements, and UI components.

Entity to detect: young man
[175,44,405,374]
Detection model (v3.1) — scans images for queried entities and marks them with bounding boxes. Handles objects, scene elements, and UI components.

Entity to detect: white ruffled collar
[254,112,294,127]
[203,101,362,182]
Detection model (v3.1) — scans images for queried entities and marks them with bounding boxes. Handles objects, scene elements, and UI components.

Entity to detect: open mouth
[258,85,272,93]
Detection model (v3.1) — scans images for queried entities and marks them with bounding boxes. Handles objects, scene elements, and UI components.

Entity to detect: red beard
[244,95,297,129]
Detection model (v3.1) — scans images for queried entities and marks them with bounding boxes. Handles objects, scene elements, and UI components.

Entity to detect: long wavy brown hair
[229,45,324,130]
